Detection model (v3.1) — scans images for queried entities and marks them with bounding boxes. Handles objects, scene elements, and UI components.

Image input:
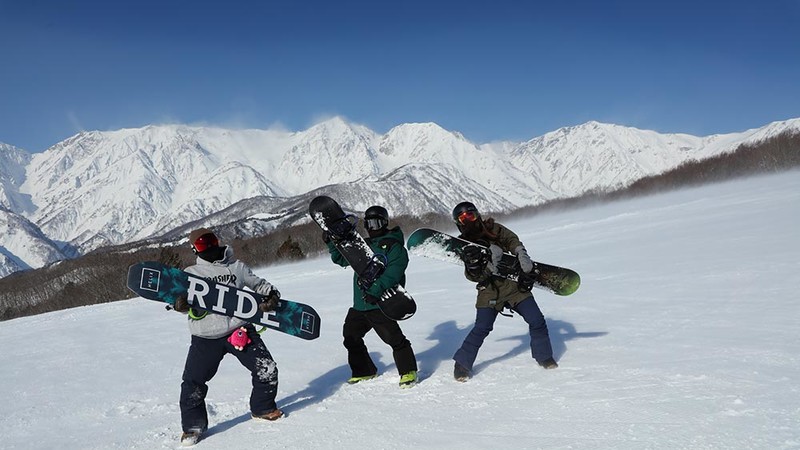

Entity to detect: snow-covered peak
[0,143,33,213]
[0,208,66,276]
[736,117,800,144]
[271,118,380,194]
[304,116,358,135]
[512,122,707,192]
[377,122,488,172]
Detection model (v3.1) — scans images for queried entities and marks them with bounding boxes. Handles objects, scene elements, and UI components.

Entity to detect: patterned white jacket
[183,246,274,338]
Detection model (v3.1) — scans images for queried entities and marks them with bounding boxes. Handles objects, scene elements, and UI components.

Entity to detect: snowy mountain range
[1,116,799,278]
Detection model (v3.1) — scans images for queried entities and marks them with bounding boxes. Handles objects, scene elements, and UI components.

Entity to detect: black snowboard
[406,228,580,296]
[127,261,321,340]
[309,195,416,320]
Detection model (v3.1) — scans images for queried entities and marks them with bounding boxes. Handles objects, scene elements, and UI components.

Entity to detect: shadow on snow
[207,317,606,435]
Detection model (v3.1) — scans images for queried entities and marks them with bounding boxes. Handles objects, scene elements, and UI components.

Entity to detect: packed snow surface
[1,170,798,449]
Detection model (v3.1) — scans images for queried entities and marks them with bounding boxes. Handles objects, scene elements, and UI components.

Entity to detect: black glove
[362,292,380,305]
[461,245,488,276]
[173,296,189,313]
[517,272,535,292]
[495,256,520,276]
[259,288,281,313]
[356,275,373,291]
[322,231,332,244]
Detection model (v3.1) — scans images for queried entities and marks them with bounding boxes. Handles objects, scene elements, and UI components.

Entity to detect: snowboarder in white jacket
[174,228,283,445]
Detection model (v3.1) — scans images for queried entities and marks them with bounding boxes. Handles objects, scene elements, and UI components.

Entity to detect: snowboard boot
[180,427,205,447]
[252,408,284,421]
[454,362,471,382]
[399,371,418,388]
[539,358,558,369]
[347,374,377,384]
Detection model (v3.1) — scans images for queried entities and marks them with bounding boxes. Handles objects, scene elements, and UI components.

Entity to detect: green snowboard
[406,228,580,296]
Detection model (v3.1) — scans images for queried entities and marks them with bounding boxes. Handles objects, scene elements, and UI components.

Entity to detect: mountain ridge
[1,117,798,278]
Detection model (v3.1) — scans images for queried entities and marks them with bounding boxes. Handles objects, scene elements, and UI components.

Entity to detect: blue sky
[1,0,798,151]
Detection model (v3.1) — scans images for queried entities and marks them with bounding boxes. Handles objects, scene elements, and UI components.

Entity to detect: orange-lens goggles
[192,233,219,253]
[457,211,478,224]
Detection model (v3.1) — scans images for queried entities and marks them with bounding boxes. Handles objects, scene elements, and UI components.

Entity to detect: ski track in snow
[1,171,799,449]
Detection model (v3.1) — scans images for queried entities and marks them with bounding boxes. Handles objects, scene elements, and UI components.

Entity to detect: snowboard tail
[127,261,321,340]
[376,285,417,321]
[406,228,580,296]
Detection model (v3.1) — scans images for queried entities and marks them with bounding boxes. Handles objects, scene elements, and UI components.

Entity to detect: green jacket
[462,220,531,310]
[327,226,409,311]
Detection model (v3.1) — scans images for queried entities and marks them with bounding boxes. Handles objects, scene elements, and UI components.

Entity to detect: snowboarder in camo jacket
[450,202,558,382]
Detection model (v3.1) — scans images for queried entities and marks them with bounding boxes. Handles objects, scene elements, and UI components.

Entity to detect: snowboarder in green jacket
[325,205,419,388]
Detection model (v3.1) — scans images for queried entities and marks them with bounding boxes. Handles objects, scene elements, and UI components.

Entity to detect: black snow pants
[342,307,417,377]
[180,326,278,433]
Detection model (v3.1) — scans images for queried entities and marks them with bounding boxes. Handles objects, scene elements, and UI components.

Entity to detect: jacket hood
[195,245,234,265]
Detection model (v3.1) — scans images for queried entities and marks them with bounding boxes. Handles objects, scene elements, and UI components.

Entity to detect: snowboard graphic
[127,261,321,340]
[406,228,581,296]
[309,195,416,321]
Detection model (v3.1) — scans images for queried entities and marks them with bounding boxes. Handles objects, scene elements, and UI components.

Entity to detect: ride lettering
[186,275,277,324]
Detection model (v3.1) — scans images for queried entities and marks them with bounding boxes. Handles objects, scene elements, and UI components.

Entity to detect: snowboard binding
[357,253,387,290]
[327,214,359,241]
[459,244,489,275]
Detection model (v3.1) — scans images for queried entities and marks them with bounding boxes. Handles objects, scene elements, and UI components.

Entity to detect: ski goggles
[364,217,388,231]
[192,233,219,253]
[457,211,479,225]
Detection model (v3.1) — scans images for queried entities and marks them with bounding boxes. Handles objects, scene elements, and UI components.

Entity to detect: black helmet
[452,201,481,225]
[364,205,389,232]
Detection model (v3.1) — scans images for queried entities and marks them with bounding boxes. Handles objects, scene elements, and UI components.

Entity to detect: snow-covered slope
[1,170,798,449]
[2,117,799,277]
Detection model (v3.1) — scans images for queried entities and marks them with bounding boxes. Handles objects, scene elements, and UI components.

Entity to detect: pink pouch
[227,327,252,351]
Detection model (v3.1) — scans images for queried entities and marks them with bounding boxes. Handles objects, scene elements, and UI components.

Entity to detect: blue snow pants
[453,296,553,371]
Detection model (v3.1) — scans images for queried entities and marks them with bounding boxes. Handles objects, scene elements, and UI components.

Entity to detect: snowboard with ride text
[127,261,320,340]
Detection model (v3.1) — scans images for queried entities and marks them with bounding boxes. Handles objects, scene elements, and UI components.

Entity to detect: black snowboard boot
[454,362,471,382]
[539,358,558,369]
